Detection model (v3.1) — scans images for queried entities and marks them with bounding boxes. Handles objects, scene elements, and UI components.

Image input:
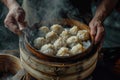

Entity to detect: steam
[41,0,77,20]
[29,0,80,25]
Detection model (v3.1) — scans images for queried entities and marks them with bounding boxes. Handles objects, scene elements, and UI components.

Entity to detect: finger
[16,9,25,23]
[15,8,26,30]
[95,25,104,44]
[17,14,25,23]
[17,11,25,23]
[5,22,20,34]
[4,15,20,34]
[89,23,97,37]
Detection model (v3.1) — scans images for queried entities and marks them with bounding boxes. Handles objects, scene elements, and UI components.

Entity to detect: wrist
[8,2,20,10]
[3,0,20,10]
[92,16,104,24]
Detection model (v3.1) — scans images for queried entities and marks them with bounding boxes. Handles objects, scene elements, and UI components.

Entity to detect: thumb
[89,23,97,37]
[18,21,27,30]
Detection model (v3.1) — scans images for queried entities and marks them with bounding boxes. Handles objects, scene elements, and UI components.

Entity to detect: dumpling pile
[33,24,91,57]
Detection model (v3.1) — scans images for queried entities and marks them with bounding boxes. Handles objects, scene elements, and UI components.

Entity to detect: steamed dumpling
[66,36,79,47]
[51,24,64,34]
[69,25,79,35]
[77,30,90,41]
[40,44,56,56]
[45,31,58,43]
[39,26,50,36]
[56,47,70,56]
[60,29,71,40]
[70,43,84,55]
[34,37,46,49]
[54,37,67,50]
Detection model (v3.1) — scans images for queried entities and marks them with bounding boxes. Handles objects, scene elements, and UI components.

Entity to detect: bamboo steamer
[0,54,22,80]
[19,19,98,80]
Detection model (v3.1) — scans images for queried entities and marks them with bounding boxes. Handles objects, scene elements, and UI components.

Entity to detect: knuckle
[4,19,9,26]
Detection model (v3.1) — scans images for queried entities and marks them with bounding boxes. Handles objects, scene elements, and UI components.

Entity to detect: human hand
[89,18,105,45]
[4,4,26,34]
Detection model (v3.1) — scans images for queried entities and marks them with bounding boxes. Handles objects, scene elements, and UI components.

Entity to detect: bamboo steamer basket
[0,54,23,80]
[19,19,98,80]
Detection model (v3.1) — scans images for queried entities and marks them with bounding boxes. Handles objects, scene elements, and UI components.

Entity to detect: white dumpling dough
[54,37,67,50]
[69,25,79,35]
[40,44,56,56]
[56,47,70,56]
[70,43,84,55]
[60,29,71,40]
[34,37,46,49]
[77,30,90,41]
[45,31,58,43]
[66,36,79,47]
[51,24,64,34]
[39,26,50,34]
